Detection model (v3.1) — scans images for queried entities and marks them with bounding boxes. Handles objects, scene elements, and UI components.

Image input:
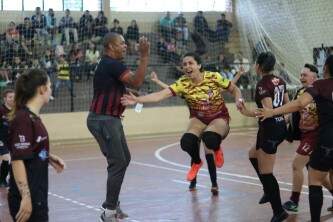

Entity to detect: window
[24,0,43,11]
[83,0,101,11]
[44,0,63,11]
[3,0,22,10]
[64,0,82,11]
[110,0,227,12]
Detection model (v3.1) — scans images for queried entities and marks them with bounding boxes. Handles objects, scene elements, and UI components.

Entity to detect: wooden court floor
[1,128,333,222]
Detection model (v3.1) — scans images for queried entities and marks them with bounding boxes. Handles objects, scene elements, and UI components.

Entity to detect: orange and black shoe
[187,161,203,181]
[214,147,224,168]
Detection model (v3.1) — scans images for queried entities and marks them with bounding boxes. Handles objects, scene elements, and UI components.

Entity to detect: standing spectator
[31,7,47,40]
[69,43,84,81]
[173,12,188,45]
[59,9,78,46]
[216,13,233,42]
[125,20,139,55]
[159,12,173,41]
[193,11,209,35]
[46,8,57,46]
[17,17,35,43]
[86,33,149,222]
[42,48,56,82]
[93,11,108,41]
[79,10,94,41]
[54,55,74,98]
[110,19,123,35]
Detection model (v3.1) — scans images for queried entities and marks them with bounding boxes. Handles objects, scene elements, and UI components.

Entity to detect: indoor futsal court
[1,128,332,222]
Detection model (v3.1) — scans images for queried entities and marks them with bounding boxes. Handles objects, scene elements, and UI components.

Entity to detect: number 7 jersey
[255,74,287,111]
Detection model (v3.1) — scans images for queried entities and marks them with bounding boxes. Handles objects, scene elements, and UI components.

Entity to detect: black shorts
[8,193,49,222]
[0,145,9,155]
[256,117,287,154]
[309,143,333,172]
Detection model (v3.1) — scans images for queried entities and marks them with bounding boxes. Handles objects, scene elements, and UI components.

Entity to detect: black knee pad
[180,133,199,153]
[202,131,222,151]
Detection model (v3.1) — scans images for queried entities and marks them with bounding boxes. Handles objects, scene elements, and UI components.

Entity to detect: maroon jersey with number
[306,78,333,146]
[255,74,287,117]
[8,107,49,209]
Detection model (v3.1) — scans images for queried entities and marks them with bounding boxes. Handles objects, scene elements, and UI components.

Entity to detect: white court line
[153,142,333,198]
[172,179,208,188]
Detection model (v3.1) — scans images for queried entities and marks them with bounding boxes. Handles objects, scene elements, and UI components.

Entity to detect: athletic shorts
[0,145,9,155]
[191,112,230,126]
[256,117,287,154]
[309,143,333,172]
[296,131,317,156]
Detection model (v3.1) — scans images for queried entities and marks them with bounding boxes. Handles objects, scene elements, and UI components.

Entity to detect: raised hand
[138,36,150,58]
[150,71,159,82]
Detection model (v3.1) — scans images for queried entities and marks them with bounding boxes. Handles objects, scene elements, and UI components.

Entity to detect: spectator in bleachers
[54,54,74,98]
[0,57,10,84]
[125,20,139,55]
[173,12,188,45]
[29,58,42,69]
[79,10,94,42]
[55,44,65,58]
[93,11,108,41]
[31,7,47,40]
[42,48,57,82]
[159,11,173,41]
[216,13,232,43]
[69,43,84,81]
[166,38,180,63]
[17,17,35,42]
[193,11,209,35]
[46,8,57,46]
[8,56,26,80]
[110,19,123,35]
[59,9,78,46]
[85,42,100,80]
[191,31,206,55]
[278,62,292,84]
[5,21,20,45]
[157,36,168,63]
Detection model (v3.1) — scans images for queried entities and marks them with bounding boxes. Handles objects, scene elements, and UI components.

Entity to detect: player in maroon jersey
[239,52,289,222]
[258,55,333,222]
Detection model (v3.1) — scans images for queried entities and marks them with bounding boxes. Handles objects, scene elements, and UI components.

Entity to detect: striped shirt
[89,55,130,117]
[57,62,70,80]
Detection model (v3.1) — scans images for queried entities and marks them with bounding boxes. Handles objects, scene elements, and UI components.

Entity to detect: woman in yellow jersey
[121,52,243,194]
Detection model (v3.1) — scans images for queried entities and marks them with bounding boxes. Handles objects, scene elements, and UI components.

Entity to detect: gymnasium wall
[42,103,257,142]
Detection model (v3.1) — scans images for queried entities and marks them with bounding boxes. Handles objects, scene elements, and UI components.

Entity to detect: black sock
[205,154,217,187]
[261,173,284,216]
[192,145,201,163]
[309,185,323,222]
[249,158,265,189]
[0,160,9,182]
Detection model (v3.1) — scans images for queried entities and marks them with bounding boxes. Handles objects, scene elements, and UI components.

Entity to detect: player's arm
[121,88,173,105]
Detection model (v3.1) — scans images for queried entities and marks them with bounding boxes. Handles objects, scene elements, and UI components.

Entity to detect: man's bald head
[103,32,127,60]
[103,32,120,49]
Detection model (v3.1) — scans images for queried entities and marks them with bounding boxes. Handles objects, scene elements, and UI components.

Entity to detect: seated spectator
[8,56,26,80]
[59,9,78,45]
[17,17,35,43]
[31,7,47,41]
[46,8,57,46]
[166,38,180,63]
[93,11,108,40]
[159,12,173,41]
[157,37,168,63]
[68,43,84,81]
[216,13,232,42]
[79,10,94,41]
[84,42,100,80]
[55,44,65,58]
[0,57,10,84]
[193,11,209,35]
[125,20,139,55]
[173,12,188,45]
[110,19,123,35]
[5,21,20,45]
[54,55,74,98]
